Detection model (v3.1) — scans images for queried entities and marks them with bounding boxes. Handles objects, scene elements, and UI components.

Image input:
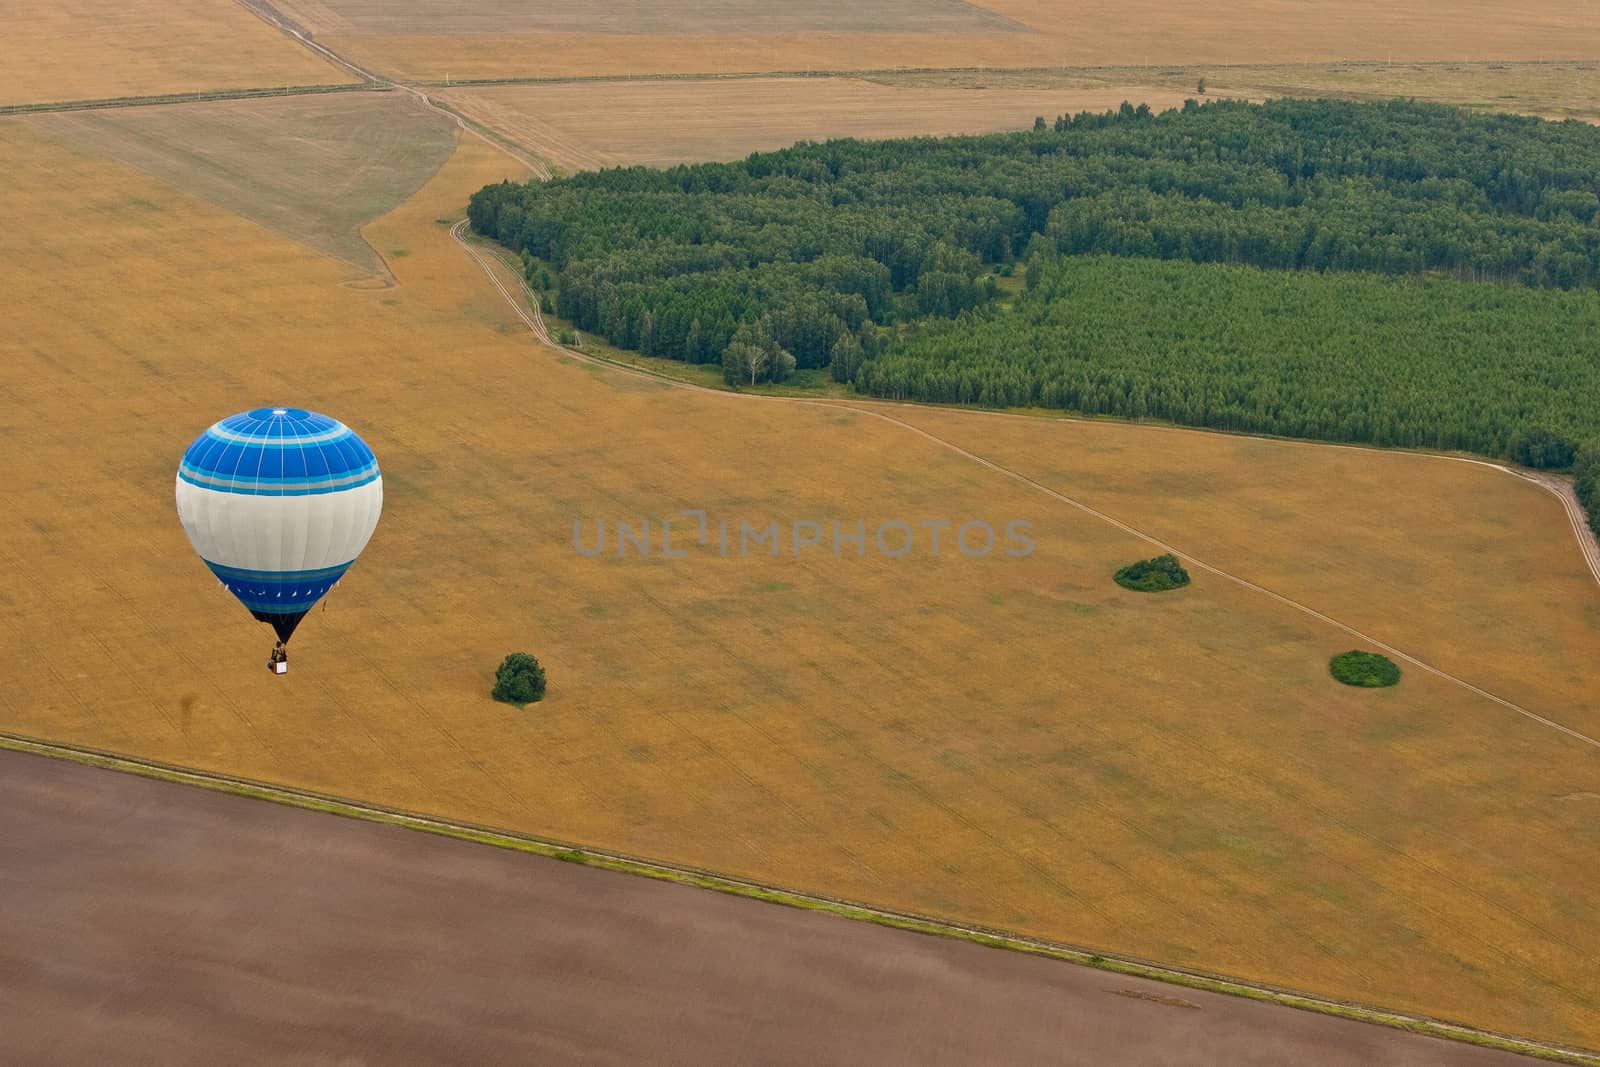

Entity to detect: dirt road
[0,748,1551,1065]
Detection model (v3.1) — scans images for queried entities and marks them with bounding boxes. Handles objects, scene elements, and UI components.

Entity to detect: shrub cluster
[1113,554,1191,592]
[492,652,547,706]
[1329,651,1402,688]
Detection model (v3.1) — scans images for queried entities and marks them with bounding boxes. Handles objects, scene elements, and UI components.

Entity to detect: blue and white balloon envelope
[175,407,383,647]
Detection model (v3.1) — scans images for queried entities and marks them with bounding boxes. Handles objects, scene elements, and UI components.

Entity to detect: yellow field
[28,92,459,273]
[0,0,353,107]
[886,407,1600,732]
[977,0,1600,66]
[273,0,1600,82]
[438,78,1194,170]
[1133,60,1600,123]
[4,118,1600,1046]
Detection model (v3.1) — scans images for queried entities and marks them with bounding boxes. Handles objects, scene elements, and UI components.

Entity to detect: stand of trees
[1114,554,1192,592]
[1509,427,1580,469]
[469,97,1600,451]
[1577,442,1600,537]
[855,255,1600,454]
[1329,651,1402,688]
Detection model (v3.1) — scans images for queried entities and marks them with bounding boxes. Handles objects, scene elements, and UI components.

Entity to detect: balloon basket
[270,660,288,675]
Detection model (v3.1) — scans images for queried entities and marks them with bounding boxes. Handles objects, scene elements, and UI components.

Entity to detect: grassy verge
[3,730,1596,1066]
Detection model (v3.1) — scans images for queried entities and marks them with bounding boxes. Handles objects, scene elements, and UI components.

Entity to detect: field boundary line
[232,0,386,86]
[407,57,1600,89]
[3,731,1596,1066]
[0,83,380,116]
[449,220,1600,754]
[236,0,549,176]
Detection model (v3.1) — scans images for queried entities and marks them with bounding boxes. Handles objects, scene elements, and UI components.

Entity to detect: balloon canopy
[175,407,383,645]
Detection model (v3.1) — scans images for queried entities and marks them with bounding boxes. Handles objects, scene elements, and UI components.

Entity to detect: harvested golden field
[438,78,1193,171]
[302,32,1049,83]
[885,407,1600,734]
[276,0,1600,83]
[271,0,1026,35]
[886,60,1600,123]
[976,0,1600,66]
[4,121,1600,1048]
[0,0,353,107]
[1142,60,1600,123]
[27,92,458,273]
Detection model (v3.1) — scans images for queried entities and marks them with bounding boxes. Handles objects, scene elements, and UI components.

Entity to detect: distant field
[4,120,1600,1047]
[885,60,1600,123]
[271,0,1026,35]
[438,79,1193,171]
[278,0,1600,82]
[896,60,1600,123]
[1148,60,1600,122]
[29,92,457,273]
[0,0,353,107]
[976,0,1600,66]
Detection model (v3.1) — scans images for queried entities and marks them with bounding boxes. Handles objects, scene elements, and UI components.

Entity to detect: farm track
[451,219,1600,754]
[2,730,1594,1066]
[1520,472,1600,585]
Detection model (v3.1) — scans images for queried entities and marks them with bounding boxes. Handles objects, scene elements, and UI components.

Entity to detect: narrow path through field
[450,219,1600,754]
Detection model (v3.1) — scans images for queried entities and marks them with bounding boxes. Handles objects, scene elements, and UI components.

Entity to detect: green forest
[858,255,1600,454]
[468,96,1600,499]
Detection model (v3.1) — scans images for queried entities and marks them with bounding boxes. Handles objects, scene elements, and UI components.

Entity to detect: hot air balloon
[175,407,383,673]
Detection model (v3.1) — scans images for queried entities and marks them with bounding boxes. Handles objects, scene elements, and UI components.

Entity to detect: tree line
[1578,443,1600,538]
[467,96,1600,462]
[855,254,1600,456]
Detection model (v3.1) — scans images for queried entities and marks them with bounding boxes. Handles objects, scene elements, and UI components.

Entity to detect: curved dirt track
[1520,470,1600,586]
[451,220,1600,753]
[0,748,1554,1067]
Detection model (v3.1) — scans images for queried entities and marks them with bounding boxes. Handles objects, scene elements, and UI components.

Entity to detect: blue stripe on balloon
[206,561,355,582]
[208,425,352,448]
[205,560,351,614]
[180,407,378,489]
[177,460,379,496]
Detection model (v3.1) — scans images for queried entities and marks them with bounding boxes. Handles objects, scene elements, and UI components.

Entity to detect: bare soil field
[0,748,1549,1067]
[438,78,1193,171]
[0,0,354,107]
[278,0,1600,83]
[3,122,1600,1048]
[27,92,458,274]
